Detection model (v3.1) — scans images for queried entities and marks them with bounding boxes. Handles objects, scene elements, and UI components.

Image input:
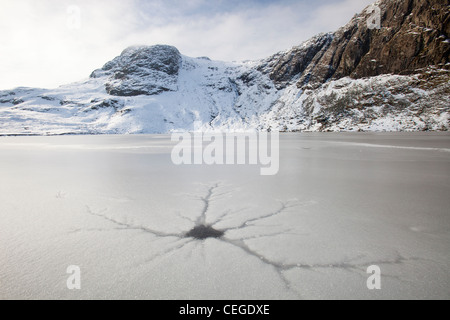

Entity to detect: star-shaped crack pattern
[83,182,422,298]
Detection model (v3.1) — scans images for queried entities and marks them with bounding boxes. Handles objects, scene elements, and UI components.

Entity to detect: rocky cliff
[261,0,449,89]
[90,45,182,96]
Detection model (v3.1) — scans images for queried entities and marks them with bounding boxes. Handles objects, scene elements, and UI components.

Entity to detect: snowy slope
[259,67,450,132]
[0,47,280,135]
[0,44,448,135]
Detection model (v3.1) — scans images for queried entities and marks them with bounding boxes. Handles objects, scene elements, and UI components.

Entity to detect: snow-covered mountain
[0,0,448,135]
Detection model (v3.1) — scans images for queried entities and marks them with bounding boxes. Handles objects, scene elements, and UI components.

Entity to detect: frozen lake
[0,133,449,300]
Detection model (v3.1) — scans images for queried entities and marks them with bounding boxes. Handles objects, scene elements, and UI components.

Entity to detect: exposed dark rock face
[258,33,334,89]
[91,45,182,96]
[263,0,449,89]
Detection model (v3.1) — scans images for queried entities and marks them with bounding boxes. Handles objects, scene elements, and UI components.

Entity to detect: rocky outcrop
[90,45,182,96]
[263,0,449,89]
[257,33,334,89]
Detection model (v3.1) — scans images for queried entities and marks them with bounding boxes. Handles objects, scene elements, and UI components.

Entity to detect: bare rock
[91,45,182,96]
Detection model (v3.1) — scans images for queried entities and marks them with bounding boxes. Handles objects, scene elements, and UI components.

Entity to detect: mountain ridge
[261,0,449,89]
[0,0,448,135]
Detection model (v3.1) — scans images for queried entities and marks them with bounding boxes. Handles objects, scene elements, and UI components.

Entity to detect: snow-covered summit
[90,45,182,96]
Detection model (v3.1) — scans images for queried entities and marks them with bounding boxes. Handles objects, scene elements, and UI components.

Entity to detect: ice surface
[0,133,449,300]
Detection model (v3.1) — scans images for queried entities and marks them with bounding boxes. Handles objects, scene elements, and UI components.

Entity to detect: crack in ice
[82,182,423,298]
[195,183,219,226]
[86,206,181,238]
[223,200,303,232]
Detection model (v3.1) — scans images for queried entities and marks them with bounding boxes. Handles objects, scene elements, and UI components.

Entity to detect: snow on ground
[0,54,275,135]
[0,133,449,300]
[1,50,447,135]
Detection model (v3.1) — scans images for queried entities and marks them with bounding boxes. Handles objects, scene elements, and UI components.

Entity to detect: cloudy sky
[0,0,375,90]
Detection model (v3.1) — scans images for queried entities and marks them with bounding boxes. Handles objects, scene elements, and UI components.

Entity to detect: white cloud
[0,0,138,89]
[310,0,375,31]
[0,0,375,90]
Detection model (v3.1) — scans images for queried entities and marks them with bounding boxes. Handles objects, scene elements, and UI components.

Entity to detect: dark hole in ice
[186,225,224,240]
